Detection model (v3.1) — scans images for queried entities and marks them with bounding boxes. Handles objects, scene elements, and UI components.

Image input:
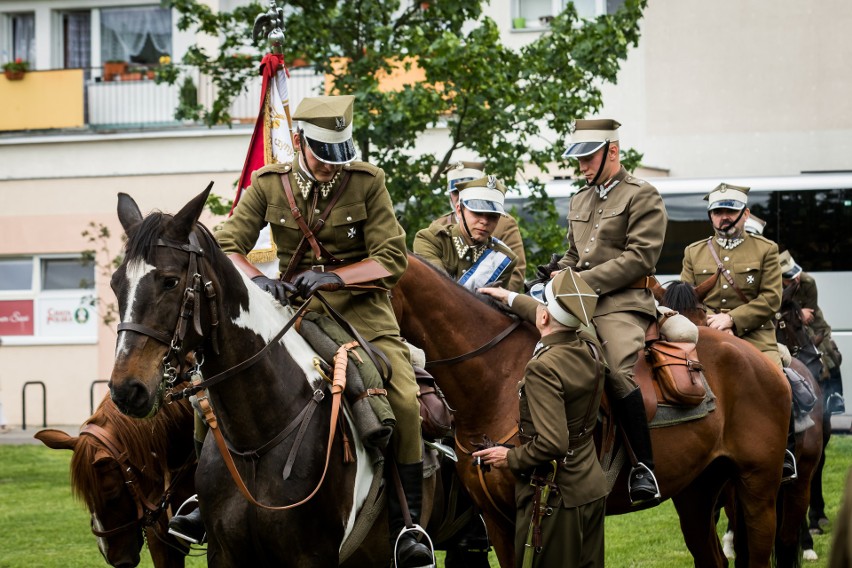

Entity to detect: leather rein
[115,227,348,511]
[81,423,196,539]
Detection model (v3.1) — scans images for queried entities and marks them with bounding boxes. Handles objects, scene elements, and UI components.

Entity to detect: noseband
[116,231,220,390]
[81,423,195,539]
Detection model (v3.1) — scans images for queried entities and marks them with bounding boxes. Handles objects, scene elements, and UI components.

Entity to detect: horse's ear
[117,193,143,234]
[694,269,721,302]
[172,182,214,240]
[34,428,78,451]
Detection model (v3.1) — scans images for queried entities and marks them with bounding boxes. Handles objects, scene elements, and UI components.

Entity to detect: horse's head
[109,184,225,418]
[658,280,709,326]
[37,398,194,567]
[777,281,808,348]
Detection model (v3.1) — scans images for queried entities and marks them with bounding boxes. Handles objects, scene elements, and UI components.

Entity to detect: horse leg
[145,523,188,568]
[481,515,515,568]
[672,476,728,568]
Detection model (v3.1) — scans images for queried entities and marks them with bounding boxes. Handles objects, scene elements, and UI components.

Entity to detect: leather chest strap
[705,237,749,304]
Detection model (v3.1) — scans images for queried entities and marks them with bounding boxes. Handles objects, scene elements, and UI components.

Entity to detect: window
[101,6,171,65]
[515,0,626,28]
[10,12,35,64]
[0,255,97,344]
[61,11,91,69]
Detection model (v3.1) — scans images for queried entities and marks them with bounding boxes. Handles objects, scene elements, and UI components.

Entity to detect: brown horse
[35,394,196,568]
[658,279,824,567]
[392,256,792,568]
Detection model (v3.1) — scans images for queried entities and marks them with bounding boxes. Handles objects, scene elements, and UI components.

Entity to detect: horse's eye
[163,277,180,290]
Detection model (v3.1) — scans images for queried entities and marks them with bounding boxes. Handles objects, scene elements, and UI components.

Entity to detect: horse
[392,256,793,568]
[658,279,824,567]
[35,394,196,568]
[106,186,413,567]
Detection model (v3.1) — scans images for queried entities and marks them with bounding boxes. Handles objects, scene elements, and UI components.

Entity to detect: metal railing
[21,381,46,430]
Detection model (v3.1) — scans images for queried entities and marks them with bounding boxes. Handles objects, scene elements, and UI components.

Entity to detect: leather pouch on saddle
[783,366,817,414]
[646,341,706,406]
[297,311,394,453]
[414,367,453,440]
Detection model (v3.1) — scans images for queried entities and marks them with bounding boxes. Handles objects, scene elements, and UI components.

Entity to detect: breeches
[513,486,606,568]
[370,335,423,464]
[594,311,652,399]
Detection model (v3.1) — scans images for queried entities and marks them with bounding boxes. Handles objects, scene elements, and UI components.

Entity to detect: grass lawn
[1,435,850,567]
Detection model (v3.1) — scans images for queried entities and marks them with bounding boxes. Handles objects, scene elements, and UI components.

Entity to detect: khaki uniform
[555,166,667,397]
[433,212,526,291]
[215,157,422,463]
[680,234,782,367]
[504,322,607,568]
[413,222,520,291]
[792,273,841,371]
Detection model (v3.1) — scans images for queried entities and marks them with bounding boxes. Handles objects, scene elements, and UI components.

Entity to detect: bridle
[81,423,196,540]
[116,230,221,400]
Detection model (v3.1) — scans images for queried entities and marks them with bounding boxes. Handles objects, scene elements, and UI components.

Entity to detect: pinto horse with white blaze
[393,256,793,568]
[108,186,390,567]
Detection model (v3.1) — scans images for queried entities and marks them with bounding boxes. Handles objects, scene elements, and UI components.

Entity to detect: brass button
[584,248,590,253]
[584,261,590,267]
[723,256,729,261]
[723,284,728,289]
[346,216,352,222]
[721,299,727,303]
[280,218,286,223]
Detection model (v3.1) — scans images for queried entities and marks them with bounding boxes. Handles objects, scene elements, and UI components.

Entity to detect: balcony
[0,65,324,133]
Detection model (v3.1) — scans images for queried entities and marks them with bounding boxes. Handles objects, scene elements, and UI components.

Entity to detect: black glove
[534,253,563,283]
[251,275,296,304]
[293,270,344,298]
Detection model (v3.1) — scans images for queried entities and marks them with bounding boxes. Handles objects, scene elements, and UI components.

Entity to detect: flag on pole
[232,52,295,277]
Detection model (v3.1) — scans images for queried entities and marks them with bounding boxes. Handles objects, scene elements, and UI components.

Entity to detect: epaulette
[749,234,774,245]
[255,162,292,176]
[532,345,552,360]
[686,237,711,250]
[624,175,646,187]
[343,161,380,176]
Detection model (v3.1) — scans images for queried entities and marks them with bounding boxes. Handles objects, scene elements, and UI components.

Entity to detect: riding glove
[251,275,295,304]
[293,270,344,298]
[534,253,563,283]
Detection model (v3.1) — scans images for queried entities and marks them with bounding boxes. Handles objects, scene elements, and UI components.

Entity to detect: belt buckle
[311,265,325,272]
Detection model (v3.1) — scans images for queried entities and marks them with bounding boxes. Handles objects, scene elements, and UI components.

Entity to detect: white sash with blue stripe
[457,243,511,291]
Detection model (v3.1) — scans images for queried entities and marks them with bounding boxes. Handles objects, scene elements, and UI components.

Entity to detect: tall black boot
[387,461,434,568]
[618,388,661,505]
[783,409,798,483]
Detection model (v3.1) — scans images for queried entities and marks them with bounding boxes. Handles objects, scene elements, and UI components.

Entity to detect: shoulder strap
[705,237,749,303]
[281,172,352,281]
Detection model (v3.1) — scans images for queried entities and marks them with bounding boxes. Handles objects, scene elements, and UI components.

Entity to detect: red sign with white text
[0,300,35,335]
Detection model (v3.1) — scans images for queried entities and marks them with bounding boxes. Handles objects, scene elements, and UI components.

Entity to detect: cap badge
[486,175,497,189]
[335,116,346,131]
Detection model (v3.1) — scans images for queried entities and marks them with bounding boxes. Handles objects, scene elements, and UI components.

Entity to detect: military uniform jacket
[413,222,520,291]
[680,234,782,353]
[792,273,832,340]
[433,212,527,291]
[215,157,408,340]
[505,329,608,508]
[556,167,666,318]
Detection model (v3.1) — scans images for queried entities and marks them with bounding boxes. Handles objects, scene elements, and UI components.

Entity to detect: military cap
[778,250,803,280]
[744,214,766,235]
[444,160,485,192]
[705,183,750,211]
[456,175,507,215]
[562,119,621,158]
[543,269,598,328]
[293,95,355,164]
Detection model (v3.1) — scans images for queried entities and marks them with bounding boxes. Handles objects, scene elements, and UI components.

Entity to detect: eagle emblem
[335,116,346,131]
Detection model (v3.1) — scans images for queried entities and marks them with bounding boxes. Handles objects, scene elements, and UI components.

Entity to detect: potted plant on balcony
[3,58,29,81]
[103,60,127,81]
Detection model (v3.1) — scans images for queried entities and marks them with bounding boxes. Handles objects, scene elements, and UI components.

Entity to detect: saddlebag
[646,341,706,406]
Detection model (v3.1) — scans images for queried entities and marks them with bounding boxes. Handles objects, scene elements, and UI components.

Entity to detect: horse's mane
[69,397,193,511]
[408,253,516,315]
[124,212,228,274]
[661,280,701,313]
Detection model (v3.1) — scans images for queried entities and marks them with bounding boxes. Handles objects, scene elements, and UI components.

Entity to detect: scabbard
[522,461,558,568]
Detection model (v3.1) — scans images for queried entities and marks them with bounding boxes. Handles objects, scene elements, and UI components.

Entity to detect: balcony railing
[0,66,325,133]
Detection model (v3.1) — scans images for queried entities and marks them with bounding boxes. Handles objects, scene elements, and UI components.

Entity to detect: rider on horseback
[680,183,798,481]
[414,175,521,292]
[536,119,665,506]
[174,95,433,567]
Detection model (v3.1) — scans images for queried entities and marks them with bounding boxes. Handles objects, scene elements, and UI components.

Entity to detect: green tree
[166,0,647,273]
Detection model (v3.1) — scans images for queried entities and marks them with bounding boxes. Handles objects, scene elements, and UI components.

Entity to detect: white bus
[507,172,852,413]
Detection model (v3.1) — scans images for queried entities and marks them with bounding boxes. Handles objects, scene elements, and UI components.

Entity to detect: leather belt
[290,259,358,280]
[626,275,659,289]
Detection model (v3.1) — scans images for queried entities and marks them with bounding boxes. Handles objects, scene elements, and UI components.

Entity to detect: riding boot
[168,494,206,544]
[617,387,661,506]
[782,412,798,483]
[387,462,434,568]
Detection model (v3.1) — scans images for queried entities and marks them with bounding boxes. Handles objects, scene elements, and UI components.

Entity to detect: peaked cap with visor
[540,269,598,328]
[293,95,356,165]
[444,161,485,193]
[705,183,750,211]
[778,250,803,280]
[562,119,621,158]
[455,175,507,215]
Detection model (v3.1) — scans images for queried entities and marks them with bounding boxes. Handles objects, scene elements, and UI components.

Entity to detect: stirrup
[827,393,845,415]
[628,463,661,506]
[168,494,206,545]
[781,449,798,483]
[393,524,436,568]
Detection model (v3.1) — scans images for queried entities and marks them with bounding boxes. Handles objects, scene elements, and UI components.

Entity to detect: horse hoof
[809,526,824,536]
[722,530,735,559]
[803,549,818,561]
[818,516,830,528]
